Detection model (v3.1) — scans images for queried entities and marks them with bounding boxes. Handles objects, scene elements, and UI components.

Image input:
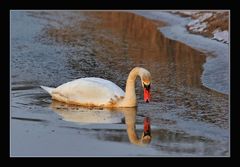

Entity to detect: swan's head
[141,117,151,144]
[139,68,151,103]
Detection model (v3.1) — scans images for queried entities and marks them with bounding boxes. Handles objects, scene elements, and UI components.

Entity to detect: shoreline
[133,11,229,95]
[172,11,229,44]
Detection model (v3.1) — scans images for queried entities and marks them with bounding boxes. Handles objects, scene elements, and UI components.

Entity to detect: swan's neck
[122,67,141,107]
[126,124,142,145]
[124,109,142,145]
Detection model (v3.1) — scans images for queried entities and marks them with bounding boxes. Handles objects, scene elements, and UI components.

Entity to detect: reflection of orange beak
[144,88,151,103]
[144,117,151,136]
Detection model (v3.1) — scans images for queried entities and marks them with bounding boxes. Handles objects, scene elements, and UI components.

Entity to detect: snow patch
[187,20,207,32]
[186,13,212,34]
[171,11,198,16]
[212,30,229,44]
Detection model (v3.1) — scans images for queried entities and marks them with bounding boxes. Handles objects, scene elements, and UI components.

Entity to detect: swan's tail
[40,86,55,95]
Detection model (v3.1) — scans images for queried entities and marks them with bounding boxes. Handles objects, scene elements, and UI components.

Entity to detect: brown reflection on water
[88,11,206,89]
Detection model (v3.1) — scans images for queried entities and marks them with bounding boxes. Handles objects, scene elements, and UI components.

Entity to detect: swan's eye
[143,83,151,90]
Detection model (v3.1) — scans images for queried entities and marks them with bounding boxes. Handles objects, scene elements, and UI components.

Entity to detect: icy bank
[133,11,229,95]
[174,11,229,44]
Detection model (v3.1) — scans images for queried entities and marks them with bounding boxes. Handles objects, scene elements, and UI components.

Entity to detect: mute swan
[41,67,151,107]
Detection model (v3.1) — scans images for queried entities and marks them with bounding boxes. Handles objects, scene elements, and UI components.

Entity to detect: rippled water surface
[11,11,229,156]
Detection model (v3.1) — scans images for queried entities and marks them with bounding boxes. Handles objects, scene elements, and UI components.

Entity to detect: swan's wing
[84,77,125,96]
[52,77,125,105]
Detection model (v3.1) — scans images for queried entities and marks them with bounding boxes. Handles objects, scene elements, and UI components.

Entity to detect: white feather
[40,86,54,94]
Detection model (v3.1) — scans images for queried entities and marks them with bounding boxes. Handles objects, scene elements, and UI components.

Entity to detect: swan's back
[51,77,125,106]
[83,77,124,96]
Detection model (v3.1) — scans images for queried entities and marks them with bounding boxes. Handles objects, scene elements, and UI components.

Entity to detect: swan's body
[41,67,151,107]
[42,77,125,107]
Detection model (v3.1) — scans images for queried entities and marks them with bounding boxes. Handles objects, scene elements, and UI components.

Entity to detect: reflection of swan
[41,67,151,107]
[50,100,124,124]
[122,108,151,145]
[50,100,151,146]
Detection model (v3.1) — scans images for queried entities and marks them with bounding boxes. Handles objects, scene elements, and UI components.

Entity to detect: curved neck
[126,124,142,145]
[123,109,142,145]
[122,67,141,107]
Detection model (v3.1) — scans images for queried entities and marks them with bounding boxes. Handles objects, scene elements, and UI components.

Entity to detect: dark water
[11,11,229,156]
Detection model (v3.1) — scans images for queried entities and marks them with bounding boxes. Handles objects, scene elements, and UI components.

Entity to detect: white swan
[41,67,151,107]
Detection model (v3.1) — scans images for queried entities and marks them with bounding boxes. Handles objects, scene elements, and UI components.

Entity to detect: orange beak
[144,87,151,103]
